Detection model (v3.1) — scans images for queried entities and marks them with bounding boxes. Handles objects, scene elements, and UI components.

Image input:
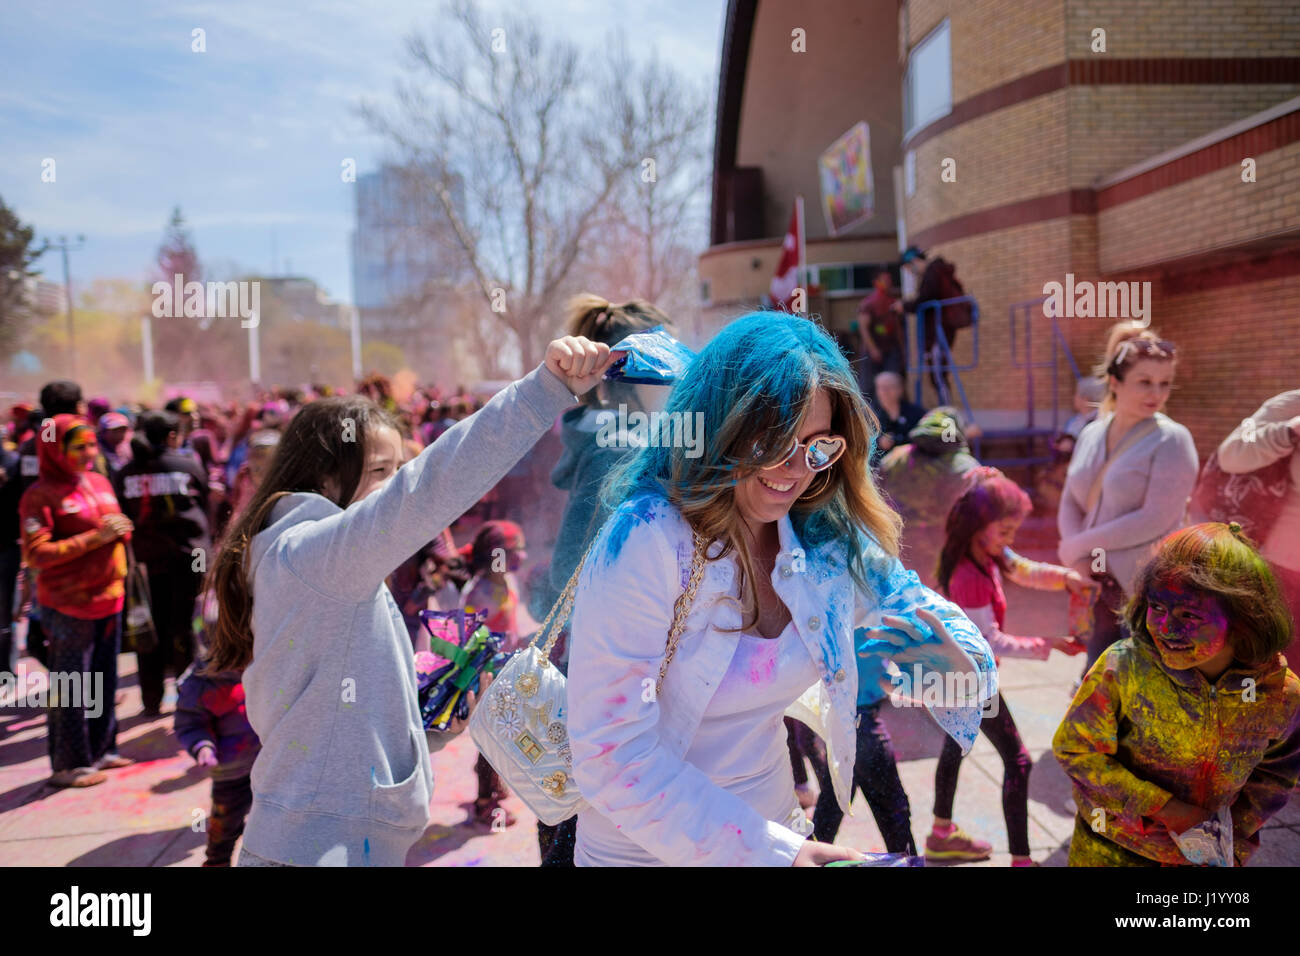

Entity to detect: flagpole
[795,195,807,315]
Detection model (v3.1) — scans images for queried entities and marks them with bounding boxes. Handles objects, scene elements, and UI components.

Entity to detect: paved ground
[3,523,1298,866]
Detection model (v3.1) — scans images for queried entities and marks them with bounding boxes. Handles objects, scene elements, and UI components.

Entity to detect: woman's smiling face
[1145,579,1231,670]
[64,430,99,471]
[733,388,833,530]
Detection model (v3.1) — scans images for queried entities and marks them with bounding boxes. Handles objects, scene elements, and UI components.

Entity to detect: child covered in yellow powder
[1054,522,1300,866]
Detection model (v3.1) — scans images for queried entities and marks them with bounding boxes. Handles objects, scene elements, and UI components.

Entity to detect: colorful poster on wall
[818,121,874,237]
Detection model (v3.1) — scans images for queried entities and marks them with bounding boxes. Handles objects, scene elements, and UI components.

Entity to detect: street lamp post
[48,234,85,377]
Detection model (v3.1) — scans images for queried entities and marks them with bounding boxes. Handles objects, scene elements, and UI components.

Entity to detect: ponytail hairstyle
[1094,323,1177,416]
[206,396,399,673]
[936,466,1032,595]
[563,293,671,408]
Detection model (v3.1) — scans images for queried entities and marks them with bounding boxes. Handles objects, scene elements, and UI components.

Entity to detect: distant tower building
[350,165,466,371]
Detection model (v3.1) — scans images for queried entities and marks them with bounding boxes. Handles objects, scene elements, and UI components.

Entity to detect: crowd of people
[2,282,1298,868]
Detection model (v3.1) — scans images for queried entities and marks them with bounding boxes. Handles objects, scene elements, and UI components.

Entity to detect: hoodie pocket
[368,729,430,829]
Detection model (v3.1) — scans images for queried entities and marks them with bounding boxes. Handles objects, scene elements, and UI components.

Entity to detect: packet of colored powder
[604,326,694,385]
[1171,806,1234,866]
[1067,590,1094,640]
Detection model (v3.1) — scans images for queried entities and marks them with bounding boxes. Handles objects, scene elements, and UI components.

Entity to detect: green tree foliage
[0,196,48,356]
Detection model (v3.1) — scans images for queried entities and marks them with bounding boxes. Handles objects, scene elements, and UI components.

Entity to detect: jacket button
[835,669,846,683]
[808,616,821,630]
[781,566,792,578]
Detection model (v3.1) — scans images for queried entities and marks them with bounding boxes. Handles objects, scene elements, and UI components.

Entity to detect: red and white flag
[769,198,805,311]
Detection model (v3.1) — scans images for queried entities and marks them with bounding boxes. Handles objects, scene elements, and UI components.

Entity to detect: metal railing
[1008,294,1083,438]
[908,294,980,425]
[907,294,1083,468]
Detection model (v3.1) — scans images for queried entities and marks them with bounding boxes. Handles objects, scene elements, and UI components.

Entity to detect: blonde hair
[1093,324,1176,416]
[563,293,670,406]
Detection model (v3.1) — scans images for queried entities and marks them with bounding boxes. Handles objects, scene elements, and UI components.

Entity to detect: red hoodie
[18,414,127,619]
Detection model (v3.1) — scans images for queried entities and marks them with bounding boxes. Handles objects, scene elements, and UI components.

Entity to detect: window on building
[809,262,895,299]
[903,20,952,137]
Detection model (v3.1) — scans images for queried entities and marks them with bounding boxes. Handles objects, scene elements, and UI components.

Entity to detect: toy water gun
[415,608,509,731]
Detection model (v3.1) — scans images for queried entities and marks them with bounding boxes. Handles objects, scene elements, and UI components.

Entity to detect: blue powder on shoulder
[600,493,664,567]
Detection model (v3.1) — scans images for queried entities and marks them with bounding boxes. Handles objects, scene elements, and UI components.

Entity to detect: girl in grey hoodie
[206,337,611,866]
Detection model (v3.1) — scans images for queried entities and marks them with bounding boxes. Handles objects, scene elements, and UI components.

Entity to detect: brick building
[702,0,1300,461]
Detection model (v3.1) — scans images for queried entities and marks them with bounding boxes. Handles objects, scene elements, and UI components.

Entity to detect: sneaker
[49,767,108,788]
[925,825,993,863]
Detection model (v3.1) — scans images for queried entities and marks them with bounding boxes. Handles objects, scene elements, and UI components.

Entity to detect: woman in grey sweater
[205,336,611,866]
[1057,332,1198,672]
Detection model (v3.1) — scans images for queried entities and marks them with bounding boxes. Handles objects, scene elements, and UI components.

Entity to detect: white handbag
[469,532,708,825]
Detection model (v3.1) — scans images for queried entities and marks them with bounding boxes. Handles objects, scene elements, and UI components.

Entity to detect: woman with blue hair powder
[566,312,998,866]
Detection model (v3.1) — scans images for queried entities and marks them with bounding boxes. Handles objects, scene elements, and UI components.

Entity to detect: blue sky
[0,0,726,304]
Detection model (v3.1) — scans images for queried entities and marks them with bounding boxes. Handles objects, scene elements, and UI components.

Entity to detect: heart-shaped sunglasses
[758,435,847,473]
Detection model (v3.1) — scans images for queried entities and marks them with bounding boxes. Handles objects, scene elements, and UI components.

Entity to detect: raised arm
[1217,392,1300,474]
[19,500,111,571]
[279,365,577,602]
[961,604,1051,660]
[568,508,806,867]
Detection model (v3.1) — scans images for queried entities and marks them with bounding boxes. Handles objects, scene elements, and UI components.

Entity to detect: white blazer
[568,493,997,866]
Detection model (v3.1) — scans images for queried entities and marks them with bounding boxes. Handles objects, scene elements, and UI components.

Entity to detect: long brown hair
[206,397,398,672]
[935,467,1032,595]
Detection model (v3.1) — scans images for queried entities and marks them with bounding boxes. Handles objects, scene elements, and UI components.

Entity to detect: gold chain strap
[531,539,598,659]
[656,531,709,695]
[530,528,709,693]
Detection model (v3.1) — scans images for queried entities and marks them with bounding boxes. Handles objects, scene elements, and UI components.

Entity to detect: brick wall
[906,90,1069,235]
[1157,272,1300,461]
[1069,85,1300,186]
[906,0,1065,102]
[1064,0,1300,57]
[1099,139,1300,272]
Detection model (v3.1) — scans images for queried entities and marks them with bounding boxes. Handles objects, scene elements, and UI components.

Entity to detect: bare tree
[591,44,712,321]
[360,0,710,370]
